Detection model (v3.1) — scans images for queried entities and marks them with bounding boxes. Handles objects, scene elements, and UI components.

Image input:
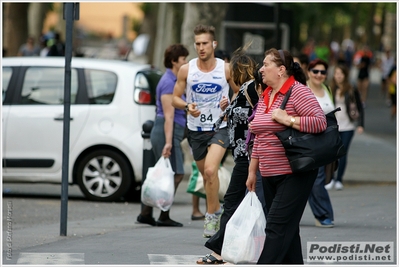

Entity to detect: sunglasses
[310,69,327,75]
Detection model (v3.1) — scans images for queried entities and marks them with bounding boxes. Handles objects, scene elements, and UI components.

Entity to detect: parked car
[2,57,162,201]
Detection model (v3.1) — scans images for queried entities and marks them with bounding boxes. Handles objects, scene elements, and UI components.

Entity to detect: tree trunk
[181,3,228,61]
[139,3,159,65]
[366,3,377,50]
[153,3,172,69]
[28,3,51,38]
[350,4,359,45]
[55,3,66,42]
[3,3,29,57]
[171,3,185,43]
[152,3,186,70]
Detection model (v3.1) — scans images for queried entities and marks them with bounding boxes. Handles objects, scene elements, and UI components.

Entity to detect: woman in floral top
[197,46,264,264]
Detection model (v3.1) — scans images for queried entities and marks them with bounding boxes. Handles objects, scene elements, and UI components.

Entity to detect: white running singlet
[186,58,229,131]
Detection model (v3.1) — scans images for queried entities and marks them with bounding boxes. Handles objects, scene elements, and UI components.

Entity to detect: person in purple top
[137,44,189,227]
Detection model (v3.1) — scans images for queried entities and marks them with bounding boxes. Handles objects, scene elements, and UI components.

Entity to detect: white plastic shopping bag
[221,191,266,264]
[141,156,175,211]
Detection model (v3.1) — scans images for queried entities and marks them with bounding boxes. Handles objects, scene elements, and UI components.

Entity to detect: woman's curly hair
[230,43,258,86]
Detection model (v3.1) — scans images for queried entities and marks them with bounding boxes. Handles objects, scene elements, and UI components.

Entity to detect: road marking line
[148,254,203,265]
[15,253,307,264]
[148,254,309,265]
[16,253,84,265]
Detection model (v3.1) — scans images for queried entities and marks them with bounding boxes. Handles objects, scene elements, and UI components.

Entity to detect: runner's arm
[172,64,189,110]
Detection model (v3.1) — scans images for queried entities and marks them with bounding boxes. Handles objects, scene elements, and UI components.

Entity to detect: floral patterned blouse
[215,79,259,161]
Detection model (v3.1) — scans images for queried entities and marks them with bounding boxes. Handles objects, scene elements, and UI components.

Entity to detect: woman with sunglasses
[306,59,335,228]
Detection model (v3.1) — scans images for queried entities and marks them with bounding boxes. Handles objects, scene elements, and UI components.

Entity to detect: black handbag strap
[280,86,293,110]
[280,86,341,115]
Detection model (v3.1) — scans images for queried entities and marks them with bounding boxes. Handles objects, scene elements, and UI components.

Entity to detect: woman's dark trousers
[257,169,318,264]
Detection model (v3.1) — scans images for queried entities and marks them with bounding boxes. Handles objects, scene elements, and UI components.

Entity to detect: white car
[2,57,162,201]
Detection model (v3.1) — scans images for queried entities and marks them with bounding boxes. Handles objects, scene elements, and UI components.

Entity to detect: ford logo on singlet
[192,83,222,94]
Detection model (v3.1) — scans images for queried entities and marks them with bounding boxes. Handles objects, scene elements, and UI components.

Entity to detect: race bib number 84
[193,108,220,127]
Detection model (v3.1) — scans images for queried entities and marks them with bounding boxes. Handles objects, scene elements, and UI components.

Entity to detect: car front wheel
[76,149,132,201]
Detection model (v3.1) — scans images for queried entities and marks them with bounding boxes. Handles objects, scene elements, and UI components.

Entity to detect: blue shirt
[155,68,186,127]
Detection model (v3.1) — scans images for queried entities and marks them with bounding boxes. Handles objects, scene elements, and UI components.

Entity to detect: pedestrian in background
[380,48,395,104]
[17,36,40,56]
[306,59,335,227]
[172,24,238,238]
[47,32,65,57]
[326,64,364,191]
[137,43,189,227]
[341,38,355,69]
[39,37,50,57]
[197,46,262,264]
[293,53,310,80]
[353,45,373,107]
[301,38,316,61]
[314,40,330,62]
[246,48,326,264]
[214,49,230,63]
[387,65,396,120]
[190,169,205,220]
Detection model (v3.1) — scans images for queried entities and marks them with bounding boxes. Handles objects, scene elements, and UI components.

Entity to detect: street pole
[60,2,79,237]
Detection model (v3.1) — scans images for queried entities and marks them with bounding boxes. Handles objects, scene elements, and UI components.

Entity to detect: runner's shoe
[203,213,219,238]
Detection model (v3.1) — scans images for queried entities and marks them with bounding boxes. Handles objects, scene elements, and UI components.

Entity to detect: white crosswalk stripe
[16,253,84,265]
[148,254,203,265]
[147,255,311,265]
[15,253,308,265]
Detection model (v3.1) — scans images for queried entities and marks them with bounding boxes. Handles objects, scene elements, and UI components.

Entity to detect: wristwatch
[289,116,296,127]
[185,103,190,111]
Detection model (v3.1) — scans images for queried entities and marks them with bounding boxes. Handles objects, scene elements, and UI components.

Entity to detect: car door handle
[54,117,74,121]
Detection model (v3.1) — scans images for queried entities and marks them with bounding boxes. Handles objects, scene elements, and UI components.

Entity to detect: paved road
[2,182,396,265]
[2,67,397,265]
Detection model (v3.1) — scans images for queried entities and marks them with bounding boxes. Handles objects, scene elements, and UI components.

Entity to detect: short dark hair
[296,53,309,66]
[308,59,329,71]
[163,44,189,69]
[215,50,230,61]
[193,24,216,40]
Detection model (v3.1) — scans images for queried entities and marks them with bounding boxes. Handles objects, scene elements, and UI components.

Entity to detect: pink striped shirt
[251,78,327,177]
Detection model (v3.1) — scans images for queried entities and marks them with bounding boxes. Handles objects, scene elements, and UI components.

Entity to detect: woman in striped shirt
[246,48,327,264]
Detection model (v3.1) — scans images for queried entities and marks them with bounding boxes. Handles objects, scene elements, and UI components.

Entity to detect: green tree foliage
[282,2,395,51]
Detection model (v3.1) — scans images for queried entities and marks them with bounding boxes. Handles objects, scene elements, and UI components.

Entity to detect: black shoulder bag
[275,88,347,173]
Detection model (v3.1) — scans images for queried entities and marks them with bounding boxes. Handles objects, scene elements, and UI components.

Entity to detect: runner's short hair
[194,24,216,40]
